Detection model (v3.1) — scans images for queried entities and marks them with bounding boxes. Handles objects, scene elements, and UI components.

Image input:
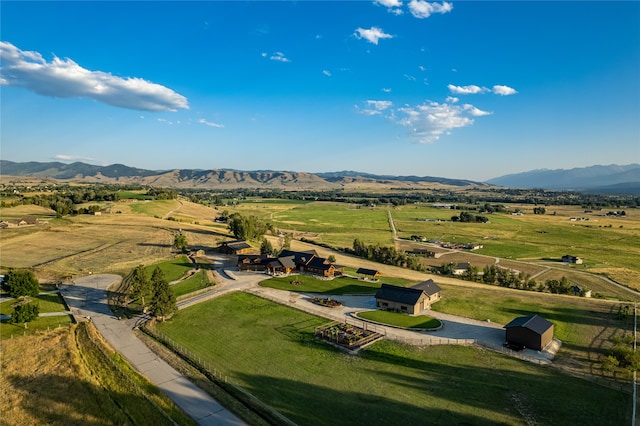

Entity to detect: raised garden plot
[309,296,343,308]
[315,321,384,351]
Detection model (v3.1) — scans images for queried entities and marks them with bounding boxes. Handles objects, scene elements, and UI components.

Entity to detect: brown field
[0,201,232,279]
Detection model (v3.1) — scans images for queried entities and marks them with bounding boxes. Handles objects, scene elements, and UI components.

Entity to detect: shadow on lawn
[235,358,629,426]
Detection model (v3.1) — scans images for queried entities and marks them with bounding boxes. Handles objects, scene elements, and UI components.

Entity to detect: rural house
[236,249,341,278]
[219,239,257,255]
[375,279,442,315]
[356,268,381,280]
[504,315,554,351]
[453,262,471,275]
[562,255,583,264]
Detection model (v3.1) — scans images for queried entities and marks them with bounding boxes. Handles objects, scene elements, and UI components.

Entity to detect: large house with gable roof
[375,279,442,315]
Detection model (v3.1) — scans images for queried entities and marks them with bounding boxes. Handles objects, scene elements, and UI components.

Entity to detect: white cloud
[0,41,188,112]
[354,27,394,45]
[418,65,426,72]
[382,88,392,93]
[269,52,291,62]
[261,52,267,57]
[358,99,393,115]
[375,0,402,7]
[322,70,332,77]
[447,84,490,95]
[374,0,403,15]
[394,100,486,143]
[493,85,518,96]
[463,103,492,116]
[404,74,416,81]
[408,0,453,19]
[198,118,224,128]
[445,96,459,103]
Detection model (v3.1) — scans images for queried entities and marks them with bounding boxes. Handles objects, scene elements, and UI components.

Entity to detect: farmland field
[155,292,630,426]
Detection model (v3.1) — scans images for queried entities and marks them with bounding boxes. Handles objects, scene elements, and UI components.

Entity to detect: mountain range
[1,160,638,194]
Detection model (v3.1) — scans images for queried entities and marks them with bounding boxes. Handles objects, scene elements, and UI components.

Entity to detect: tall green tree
[129,265,151,307]
[149,267,177,322]
[174,233,188,253]
[4,269,39,298]
[260,238,276,256]
[10,302,40,324]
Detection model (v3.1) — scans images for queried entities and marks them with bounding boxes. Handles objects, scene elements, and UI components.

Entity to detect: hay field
[0,200,231,279]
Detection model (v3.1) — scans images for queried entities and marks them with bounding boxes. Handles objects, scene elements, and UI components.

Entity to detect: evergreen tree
[11,302,40,324]
[150,268,177,322]
[4,269,39,298]
[260,238,276,256]
[129,265,151,307]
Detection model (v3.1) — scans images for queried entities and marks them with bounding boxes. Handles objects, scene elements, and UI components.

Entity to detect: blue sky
[1,1,639,181]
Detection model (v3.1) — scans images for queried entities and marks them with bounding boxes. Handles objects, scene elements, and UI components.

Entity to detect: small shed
[504,315,554,351]
[356,268,381,280]
[218,239,256,255]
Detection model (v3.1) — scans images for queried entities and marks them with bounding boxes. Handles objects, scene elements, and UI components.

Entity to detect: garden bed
[315,321,384,351]
[309,296,343,308]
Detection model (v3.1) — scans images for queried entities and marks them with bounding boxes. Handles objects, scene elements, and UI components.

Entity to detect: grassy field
[357,310,441,329]
[0,200,231,279]
[145,255,193,282]
[0,324,194,425]
[268,201,394,247]
[172,270,214,298]
[156,292,630,425]
[433,283,633,377]
[261,274,382,295]
[391,204,640,288]
[0,292,68,315]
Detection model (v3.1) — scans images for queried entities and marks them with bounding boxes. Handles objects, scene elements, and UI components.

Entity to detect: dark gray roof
[455,262,471,270]
[411,279,441,296]
[307,257,332,270]
[356,268,380,276]
[375,284,424,305]
[504,315,553,335]
[276,255,296,269]
[279,249,318,265]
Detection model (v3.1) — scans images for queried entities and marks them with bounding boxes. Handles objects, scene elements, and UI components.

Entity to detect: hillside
[487,164,640,193]
[0,160,483,190]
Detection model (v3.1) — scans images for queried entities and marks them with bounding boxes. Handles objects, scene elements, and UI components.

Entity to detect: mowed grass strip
[156,292,629,426]
[172,270,213,298]
[0,292,68,315]
[260,274,382,295]
[146,255,193,282]
[357,310,441,329]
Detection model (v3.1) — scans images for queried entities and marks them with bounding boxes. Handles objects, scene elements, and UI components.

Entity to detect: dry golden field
[0,200,232,280]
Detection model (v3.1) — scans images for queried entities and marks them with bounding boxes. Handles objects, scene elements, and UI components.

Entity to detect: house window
[401,306,407,311]
[382,302,388,307]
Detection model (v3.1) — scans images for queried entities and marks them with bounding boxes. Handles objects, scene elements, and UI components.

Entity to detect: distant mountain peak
[487,164,640,194]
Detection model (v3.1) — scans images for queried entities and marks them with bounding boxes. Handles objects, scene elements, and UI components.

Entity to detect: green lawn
[1,316,73,339]
[432,283,632,376]
[172,271,213,298]
[145,255,193,282]
[156,292,630,425]
[0,292,68,315]
[357,310,441,329]
[260,274,383,295]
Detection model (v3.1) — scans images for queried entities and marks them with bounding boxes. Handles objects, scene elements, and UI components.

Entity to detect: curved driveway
[59,274,245,426]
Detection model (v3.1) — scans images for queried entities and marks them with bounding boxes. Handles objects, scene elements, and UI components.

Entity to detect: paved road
[59,274,245,426]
